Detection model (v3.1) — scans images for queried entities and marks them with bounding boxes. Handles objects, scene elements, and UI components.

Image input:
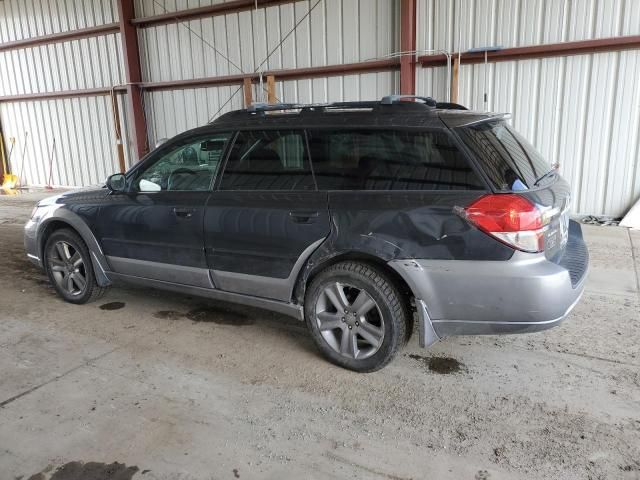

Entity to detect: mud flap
[416,299,440,348]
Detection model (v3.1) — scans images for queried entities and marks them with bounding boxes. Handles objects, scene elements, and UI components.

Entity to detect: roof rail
[245,100,382,113]
[380,95,437,106]
[246,102,303,112]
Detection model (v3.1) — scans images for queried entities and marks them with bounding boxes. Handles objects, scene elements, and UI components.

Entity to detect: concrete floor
[1,191,639,480]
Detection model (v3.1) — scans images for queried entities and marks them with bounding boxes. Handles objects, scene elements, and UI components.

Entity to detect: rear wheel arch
[295,252,415,335]
[303,259,413,371]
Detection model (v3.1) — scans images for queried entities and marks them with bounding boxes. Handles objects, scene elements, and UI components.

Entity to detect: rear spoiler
[440,112,511,129]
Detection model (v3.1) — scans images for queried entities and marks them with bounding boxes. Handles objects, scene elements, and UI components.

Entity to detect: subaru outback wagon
[25,96,588,372]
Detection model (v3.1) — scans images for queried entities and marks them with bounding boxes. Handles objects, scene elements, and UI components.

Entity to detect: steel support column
[117,0,148,162]
[400,0,417,95]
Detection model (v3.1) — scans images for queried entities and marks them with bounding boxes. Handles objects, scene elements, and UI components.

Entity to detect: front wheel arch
[38,218,111,287]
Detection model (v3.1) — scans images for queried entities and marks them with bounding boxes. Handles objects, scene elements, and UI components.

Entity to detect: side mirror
[106,173,126,192]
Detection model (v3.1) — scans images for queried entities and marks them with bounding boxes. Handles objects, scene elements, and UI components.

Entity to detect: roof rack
[220,95,446,121]
[246,101,381,113]
[380,95,437,106]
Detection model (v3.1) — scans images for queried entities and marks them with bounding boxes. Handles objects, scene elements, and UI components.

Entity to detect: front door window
[134,134,231,192]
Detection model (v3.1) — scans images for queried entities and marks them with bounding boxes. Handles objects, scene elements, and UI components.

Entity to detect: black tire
[43,228,108,304]
[304,261,409,372]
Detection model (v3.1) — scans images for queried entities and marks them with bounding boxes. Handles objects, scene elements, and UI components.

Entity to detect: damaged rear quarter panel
[296,191,514,300]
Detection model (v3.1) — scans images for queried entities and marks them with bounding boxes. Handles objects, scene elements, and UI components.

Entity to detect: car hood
[37,186,109,207]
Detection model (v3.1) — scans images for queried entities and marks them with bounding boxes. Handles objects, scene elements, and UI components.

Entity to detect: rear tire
[304,261,409,372]
[43,228,108,304]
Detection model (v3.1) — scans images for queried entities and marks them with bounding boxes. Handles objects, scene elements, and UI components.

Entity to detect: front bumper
[389,220,589,346]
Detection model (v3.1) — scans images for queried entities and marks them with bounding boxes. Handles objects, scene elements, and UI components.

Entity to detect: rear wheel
[44,229,108,304]
[304,261,409,372]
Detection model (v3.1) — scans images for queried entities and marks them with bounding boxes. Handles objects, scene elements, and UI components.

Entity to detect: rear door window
[219,130,315,190]
[306,129,485,191]
[456,120,551,191]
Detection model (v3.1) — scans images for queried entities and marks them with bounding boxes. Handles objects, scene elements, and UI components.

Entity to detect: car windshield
[456,120,552,191]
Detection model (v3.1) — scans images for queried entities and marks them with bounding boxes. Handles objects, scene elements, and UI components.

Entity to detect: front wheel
[304,261,409,372]
[43,228,108,304]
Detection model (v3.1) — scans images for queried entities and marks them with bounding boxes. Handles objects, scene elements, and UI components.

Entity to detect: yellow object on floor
[1,135,18,190]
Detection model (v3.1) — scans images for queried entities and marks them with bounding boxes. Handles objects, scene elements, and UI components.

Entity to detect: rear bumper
[389,221,589,346]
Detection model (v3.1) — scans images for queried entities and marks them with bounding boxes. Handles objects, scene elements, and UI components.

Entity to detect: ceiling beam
[418,35,640,67]
[141,59,401,92]
[0,23,119,53]
[131,0,305,28]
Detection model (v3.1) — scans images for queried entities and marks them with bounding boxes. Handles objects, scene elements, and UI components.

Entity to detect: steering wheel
[167,167,197,190]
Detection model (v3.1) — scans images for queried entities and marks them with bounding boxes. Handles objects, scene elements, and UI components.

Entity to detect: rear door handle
[289,210,319,223]
[173,207,196,219]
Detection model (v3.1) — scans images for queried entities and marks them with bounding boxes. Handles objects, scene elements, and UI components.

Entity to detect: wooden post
[266,75,276,104]
[451,56,460,103]
[110,90,127,173]
[243,78,253,107]
[400,0,417,95]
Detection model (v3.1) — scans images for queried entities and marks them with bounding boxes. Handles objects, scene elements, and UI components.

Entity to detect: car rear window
[456,120,552,191]
[306,129,485,191]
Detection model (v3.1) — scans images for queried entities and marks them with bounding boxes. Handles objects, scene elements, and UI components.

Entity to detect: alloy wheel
[48,241,87,296]
[315,282,385,360]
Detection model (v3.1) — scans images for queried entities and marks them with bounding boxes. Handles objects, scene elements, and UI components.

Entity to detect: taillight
[457,194,550,252]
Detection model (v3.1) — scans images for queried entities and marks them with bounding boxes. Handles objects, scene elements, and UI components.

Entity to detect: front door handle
[173,207,196,219]
[289,210,319,223]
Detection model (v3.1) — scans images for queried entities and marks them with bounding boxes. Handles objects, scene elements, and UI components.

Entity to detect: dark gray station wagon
[25,96,588,371]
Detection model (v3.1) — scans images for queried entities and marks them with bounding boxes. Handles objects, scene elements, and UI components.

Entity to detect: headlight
[30,206,40,219]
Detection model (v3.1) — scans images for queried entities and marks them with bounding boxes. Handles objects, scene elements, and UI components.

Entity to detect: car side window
[307,129,485,191]
[219,130,315,191]
[134,133,231,192]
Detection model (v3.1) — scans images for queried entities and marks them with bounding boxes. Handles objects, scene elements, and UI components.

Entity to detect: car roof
[206,97,503,131]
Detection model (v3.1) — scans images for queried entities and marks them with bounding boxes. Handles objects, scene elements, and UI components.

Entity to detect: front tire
[304,261,409,372]
[43,228,108,304]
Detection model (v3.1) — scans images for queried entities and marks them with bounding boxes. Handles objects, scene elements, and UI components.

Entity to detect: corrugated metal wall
[137,0,400,142]
[416,0,640,216]
[0,0,129,187]
[143,71,399,143]
[1,0,639,216]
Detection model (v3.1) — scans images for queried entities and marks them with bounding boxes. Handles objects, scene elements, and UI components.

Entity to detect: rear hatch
[446,115,571,262]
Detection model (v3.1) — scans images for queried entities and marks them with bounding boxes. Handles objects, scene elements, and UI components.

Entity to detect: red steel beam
[0,87,126,103]
[132,0,304,28]
[399,0,417,95]
[141,59,401,91]
[117,0,148,161]
[0,23,119,53]
[0,59,399,102]
[419,35,640,67]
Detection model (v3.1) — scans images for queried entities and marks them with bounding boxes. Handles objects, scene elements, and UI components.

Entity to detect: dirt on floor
[0,191,639,480]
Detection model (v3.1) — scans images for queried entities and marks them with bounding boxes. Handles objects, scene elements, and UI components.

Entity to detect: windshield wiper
[533,165,559,187]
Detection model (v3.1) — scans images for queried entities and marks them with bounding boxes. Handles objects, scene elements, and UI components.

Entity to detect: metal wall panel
[0,34,124,96]
[417,0,640,53]
[417,51,640,217]
[0,0,126,187]
[416,0,640,217]
[136,0,399,83]
[0,94,131,187]
[0,0,117,42]
[144,71,399,143]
